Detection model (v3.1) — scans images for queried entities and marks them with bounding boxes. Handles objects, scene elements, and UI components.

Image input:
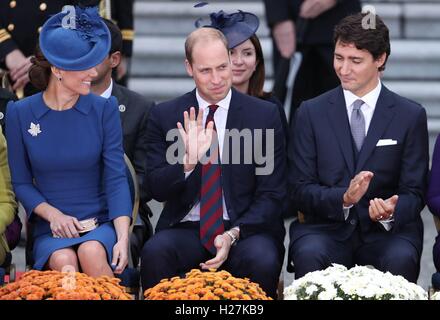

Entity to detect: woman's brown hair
[247,34,271,99]
[28,44,52,91]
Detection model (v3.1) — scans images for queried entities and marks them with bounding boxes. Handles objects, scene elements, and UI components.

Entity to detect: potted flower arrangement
[283,264,427,300]
[0,270,132,300]
[144,269,271,300]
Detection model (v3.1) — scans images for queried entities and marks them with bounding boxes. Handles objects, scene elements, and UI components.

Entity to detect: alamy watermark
[61,265,76,290]
[61,5,76,29]
[165,128,275,176]
[362,5,377,30]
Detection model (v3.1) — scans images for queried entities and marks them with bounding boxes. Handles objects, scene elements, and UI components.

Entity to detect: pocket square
[376,139,398,146]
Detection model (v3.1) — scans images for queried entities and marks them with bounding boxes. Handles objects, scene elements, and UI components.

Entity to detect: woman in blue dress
[5,5,132,277]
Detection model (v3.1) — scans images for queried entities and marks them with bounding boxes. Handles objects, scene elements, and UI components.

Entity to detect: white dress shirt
[342,79,393,231]
[100,79,113,99]
[344,79,381,136]
[181,89,232,222]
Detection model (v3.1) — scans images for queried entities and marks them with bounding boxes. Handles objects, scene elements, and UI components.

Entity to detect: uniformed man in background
[0,0,134,98]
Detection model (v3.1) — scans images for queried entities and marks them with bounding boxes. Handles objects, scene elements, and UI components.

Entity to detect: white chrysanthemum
[305,284,318,295]
[283,264,428,300]
[318,288,337,300]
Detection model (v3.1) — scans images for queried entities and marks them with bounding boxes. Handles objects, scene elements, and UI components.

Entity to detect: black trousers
[140,222,285,299]
[272,43,340,124]
[289,225,421,283]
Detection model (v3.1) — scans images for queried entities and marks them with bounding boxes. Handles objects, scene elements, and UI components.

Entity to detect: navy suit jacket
[145,88,287,243]
[289,85,429,254]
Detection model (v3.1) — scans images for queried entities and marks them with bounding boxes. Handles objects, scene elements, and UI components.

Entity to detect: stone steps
[128,77,440,142]
[128,78,440,110]
[130,37,440,81]
[133,1,440,39]
[128,0,440,138]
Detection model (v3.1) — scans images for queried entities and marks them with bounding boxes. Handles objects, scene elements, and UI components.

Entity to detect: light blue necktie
[350,99,365,151]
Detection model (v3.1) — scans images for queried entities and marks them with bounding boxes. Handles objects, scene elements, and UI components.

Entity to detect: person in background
[0,0,133,97]
[204,10,288,143]
[426,136,440,273]
[91,18,155,266]
[0,127,17,268]
[263,0,361,124]
[0,88,16,132]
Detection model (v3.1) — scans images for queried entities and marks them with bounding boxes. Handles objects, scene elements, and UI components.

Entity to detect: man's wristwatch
[224,230,238,246]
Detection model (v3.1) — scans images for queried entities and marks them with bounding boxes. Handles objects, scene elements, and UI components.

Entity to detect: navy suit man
[91,19,155,266]
[288,13,429,283]
[141,27,286,298]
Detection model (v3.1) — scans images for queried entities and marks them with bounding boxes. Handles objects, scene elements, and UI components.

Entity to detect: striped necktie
[200,105,224,254]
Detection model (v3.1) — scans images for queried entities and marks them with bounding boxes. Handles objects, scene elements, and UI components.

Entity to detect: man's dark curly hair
[334,12,390,71]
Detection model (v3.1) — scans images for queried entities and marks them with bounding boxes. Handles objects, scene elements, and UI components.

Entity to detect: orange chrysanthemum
[144,269,271,300]
[0,270,132,300]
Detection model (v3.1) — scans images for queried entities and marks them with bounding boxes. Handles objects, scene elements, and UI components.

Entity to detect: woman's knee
[77,241,107,263]
[49,249,78,270]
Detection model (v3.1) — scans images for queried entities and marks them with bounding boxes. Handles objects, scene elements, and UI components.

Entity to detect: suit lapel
[182,88,199,112]
[355,85,396,172]
[221,89,243,200]
[224,89,243,134]
[223,89,243,165]
[111,84,129,125]
[327,87,355,175]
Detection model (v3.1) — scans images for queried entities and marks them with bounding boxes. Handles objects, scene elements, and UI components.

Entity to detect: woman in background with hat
[204,10,288,141]
[5,5,131,277]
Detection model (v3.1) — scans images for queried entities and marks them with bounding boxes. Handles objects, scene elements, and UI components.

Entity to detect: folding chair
[117,154,141,299]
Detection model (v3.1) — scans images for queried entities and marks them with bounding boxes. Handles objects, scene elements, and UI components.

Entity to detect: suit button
[350,219,356,225]
[40,2,47,11]
[7,24,14,32]
[10,1,16,8]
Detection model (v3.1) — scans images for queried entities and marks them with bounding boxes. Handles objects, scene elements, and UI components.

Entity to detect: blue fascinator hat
[198,10,259,49]
[39,5,111,71]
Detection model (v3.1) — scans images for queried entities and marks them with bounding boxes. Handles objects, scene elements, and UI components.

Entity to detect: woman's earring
[58,76,62,82]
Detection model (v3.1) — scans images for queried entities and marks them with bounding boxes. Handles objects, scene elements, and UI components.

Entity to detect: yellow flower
[0,270,132,300]
[144,269,272,300]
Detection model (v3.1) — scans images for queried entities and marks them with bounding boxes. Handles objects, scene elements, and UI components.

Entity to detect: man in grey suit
[91,19,155,265]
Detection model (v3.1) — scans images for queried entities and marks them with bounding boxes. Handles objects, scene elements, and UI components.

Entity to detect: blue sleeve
[145,103,187,202]
[290,101,346,221]
[102,97,132,220]
[5,101,46,217]
[427,134,440,216]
